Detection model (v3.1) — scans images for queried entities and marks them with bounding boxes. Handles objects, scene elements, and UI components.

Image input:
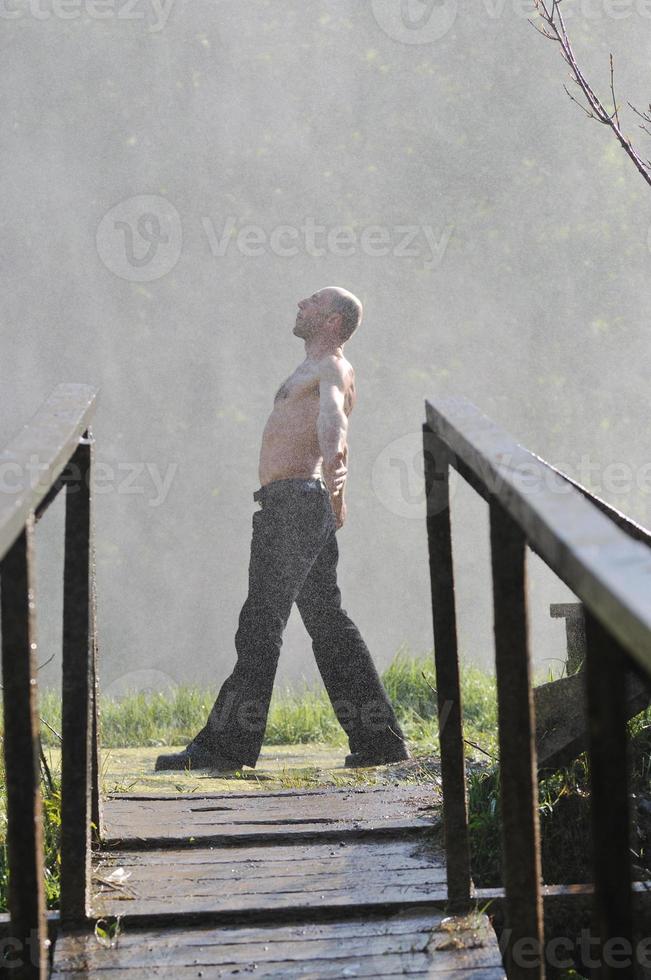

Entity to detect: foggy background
[2,0,649,696]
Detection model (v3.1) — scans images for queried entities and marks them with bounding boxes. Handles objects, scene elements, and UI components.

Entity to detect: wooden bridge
[1,384,650,978]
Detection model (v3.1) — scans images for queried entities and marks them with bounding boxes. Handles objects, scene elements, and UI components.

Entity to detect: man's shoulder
[317,354,354,386]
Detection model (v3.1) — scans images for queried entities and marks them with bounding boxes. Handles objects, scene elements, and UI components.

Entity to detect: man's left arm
[317,357,350,526]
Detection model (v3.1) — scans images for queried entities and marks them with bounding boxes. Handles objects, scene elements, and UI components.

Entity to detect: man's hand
[323,450,347,496]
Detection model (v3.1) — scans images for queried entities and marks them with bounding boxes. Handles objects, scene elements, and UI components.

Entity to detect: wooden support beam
[584,611,634,980]
[0,516,48,979]
[60,437,93,926]
[490,500,544,980]
[422,423,471,912]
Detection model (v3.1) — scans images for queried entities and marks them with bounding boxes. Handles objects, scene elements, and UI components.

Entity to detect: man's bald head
[320,286,363,343]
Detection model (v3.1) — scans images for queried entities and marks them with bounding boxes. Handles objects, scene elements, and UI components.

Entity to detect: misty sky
[2,0,650,695]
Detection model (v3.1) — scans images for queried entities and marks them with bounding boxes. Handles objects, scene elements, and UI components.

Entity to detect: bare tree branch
[532,0,651,188]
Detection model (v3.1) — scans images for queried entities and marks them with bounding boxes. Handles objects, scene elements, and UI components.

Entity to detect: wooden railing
[423,395,651,980]
[0,384,99,979]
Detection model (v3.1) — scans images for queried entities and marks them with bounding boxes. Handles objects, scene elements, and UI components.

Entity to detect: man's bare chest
[274,368,319,405]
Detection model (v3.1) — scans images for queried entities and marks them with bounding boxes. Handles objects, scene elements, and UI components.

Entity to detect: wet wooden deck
[51,785,506,978]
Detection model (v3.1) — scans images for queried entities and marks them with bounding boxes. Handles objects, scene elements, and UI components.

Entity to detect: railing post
[489,500,544,980]
[60,434,93,926]
[90,528,102,839]
[584,611,633,980]
[0,516,48,979]
[422,423,471,911]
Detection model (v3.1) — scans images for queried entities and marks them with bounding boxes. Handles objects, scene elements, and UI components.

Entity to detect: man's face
[293,290,335,339]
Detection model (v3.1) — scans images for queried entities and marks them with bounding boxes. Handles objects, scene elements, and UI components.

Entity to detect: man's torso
[258,356,355,486]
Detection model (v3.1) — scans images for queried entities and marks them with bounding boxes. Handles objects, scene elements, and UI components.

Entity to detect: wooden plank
[52,955,505,978]
[106,784,437,801]
[52,912,505,978]
[101,786,440,847]
[90,837,449,919]
[422,424,471,910]
[0,384,97,560]
[93,837,442,869]
[425,396,651,676]
[489,500,543,980]
[0,517,48,979]
[60,439,93,926]
[102,796,436,822]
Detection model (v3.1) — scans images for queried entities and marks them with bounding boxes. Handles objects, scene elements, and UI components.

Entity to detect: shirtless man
[156,287,410,772]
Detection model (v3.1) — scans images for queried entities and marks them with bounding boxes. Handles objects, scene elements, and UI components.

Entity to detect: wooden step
[53,910,506,978]
[90,837,447,920]
[101,785,441,848]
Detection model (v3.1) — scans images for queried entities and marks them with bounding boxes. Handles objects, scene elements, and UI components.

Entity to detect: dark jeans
[191,477,406,767]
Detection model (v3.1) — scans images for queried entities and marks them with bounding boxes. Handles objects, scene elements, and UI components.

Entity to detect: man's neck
[303,336,344,361]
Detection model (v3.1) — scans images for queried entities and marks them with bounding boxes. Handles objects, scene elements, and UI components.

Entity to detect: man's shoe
[155,745,243,772]
[344,743,412,768]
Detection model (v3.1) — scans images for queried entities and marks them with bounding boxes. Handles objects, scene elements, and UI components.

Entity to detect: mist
[3,0,650,695]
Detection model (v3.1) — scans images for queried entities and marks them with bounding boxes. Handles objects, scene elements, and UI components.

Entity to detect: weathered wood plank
[92,837,437,867]
[105,784,438,804]
[425,395,651,675]
[101,785,439,847]
[90,842,449,918]
[107,785,433,800]
[0,384,97,560]
[52,912,505,978]
[53,959,505,979]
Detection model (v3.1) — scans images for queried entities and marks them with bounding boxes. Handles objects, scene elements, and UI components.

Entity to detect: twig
[39,744,54,795]
[421,671,496,762]
[609,53,620,129]
[531,0,651,188]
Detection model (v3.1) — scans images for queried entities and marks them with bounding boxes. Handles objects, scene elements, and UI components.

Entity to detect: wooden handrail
[423,394,651,980]
[0,384,99,979]
[425,395,651,676]
[531,451,651,549]
[0,384,97,560]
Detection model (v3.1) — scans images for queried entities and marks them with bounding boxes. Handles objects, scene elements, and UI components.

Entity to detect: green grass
[0,754,62,914]
[36,646,500,760]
